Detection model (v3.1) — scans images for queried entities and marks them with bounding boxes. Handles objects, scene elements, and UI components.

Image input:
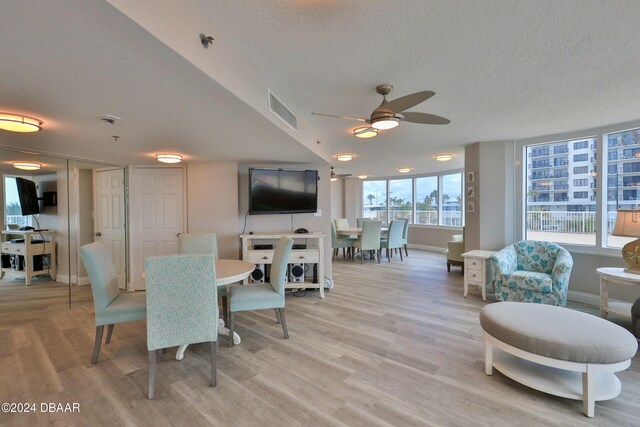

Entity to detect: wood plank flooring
[0,250,638,426]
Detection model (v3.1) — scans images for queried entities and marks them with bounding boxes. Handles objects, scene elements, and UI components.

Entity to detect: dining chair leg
[342,247,346,259]
[399,248,404,261]
[275,308,282,324]
[228,312,235,347]
[386,248,390,262]
[221,295,228,326]
[105,324,114,344]
[332,249,335,262]
[91,325,104,365]
[377,249,381,263]
[279,308,289,339]
[404,244,408,257]
[210,341,217,387]
[148,350,156,400]
[360,251,363,264]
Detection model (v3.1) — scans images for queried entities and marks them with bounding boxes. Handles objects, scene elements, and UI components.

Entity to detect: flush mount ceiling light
[434,153,454,162]
[353,127,378,139]
[357,174,368,179]
[13,162,41,171]
[0,113,42,132]
[156,154,183,164]
[336,153,354,162]
[398,167,412,174]
[371,116,399,130]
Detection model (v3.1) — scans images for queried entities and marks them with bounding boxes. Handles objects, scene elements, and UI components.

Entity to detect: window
[3,175,33,228]
[362,171,463,227]
[606,128,640,248]
[573,166,588,174]
[362,180,387,223]
[525,138,596,246]
[388,179,413,222]
[415,176,438,225]
[573,141,589,150]
[442,173,463,226]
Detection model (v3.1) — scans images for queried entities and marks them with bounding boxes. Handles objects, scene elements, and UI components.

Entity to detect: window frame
[516,119,640,257]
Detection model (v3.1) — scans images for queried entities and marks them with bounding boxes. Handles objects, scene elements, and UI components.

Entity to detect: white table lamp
[611,209,640,273]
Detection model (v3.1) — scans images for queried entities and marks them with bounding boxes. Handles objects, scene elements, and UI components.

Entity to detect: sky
[363,173,462,205]
[4,177,19,206]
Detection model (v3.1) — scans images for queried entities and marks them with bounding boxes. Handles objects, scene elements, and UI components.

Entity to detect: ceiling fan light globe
[371,117,399,130]
[353,127,377,138]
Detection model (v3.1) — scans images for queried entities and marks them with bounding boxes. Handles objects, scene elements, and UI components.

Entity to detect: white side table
[595,267,640,319]
[462,250,496,301]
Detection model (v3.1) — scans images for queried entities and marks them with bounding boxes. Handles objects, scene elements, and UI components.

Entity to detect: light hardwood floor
[0,250,638,426]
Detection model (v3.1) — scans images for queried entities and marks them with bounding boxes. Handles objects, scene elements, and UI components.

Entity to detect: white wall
[186,162,241,259]
[330,178,344,220]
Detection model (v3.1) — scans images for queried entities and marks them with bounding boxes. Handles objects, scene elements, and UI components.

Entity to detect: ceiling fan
[312,84,450,136]
[330,166,352,181]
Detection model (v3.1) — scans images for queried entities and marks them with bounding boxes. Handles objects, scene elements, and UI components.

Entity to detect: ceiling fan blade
[311,112,369,122]
[398,112,451,125]
[374,91,435,114]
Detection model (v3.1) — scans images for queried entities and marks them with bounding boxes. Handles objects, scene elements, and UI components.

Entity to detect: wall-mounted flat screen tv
[249,168,318,214]
[15,177,40,216]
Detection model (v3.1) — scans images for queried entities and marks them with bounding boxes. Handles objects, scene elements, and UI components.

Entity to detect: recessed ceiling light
[357,174,368,179]
[13,162,41,171]
[434,153,454,162]
[0,113,42,132]
[336,153,354,162]
[353,127,378,139]
[398,167,412,173]
[371,117,399,130]
[156,154,183,163]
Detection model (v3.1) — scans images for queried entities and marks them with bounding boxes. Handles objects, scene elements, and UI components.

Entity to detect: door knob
[95,232,102,237]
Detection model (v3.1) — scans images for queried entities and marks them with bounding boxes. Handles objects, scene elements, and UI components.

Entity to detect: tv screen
[249,168,318,214]
[15,177,40,216]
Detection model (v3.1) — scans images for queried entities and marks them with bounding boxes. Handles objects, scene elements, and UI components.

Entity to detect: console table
[240,232,325,298]
[1,230,56,285]
[596,267,640,319]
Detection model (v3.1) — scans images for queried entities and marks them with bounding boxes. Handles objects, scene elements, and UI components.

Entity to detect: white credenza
[1,230,57,285]
[240,232,325,298]
[462,250,495,301]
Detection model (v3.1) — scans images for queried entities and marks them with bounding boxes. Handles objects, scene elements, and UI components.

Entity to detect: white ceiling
[3,0,640,178]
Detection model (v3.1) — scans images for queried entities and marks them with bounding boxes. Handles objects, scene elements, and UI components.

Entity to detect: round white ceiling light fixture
[156,154,183,164]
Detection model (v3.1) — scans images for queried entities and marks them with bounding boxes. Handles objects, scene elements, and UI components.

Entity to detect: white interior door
[131,167,185,290]
[94,168,126,289]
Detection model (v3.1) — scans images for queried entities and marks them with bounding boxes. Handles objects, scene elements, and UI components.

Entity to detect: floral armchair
[490,240,573,306]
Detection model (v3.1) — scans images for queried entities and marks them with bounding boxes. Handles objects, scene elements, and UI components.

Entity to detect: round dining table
[143,258,255,360]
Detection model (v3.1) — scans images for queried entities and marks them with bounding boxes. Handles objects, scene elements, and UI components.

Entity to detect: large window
[363,171,463,227]
[388,179,413,222]
[3,175,33,228]
[362,180,387,222]
[524,129,640,249]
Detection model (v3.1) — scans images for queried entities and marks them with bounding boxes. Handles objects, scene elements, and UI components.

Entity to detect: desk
[596,267,640,319]
[1,230,56,285]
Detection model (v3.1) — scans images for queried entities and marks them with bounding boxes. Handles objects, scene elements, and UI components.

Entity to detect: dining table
[336,226,389,236]
[143,258,255,360]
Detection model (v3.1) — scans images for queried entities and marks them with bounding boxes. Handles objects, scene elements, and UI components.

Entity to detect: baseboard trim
[407,244,446,254]
[568,290,599,307]
[56,274,90,286]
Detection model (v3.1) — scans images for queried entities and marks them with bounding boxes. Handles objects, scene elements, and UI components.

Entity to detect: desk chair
[228,236,293,347]
[145,254,218,399]
[79,242,146,364]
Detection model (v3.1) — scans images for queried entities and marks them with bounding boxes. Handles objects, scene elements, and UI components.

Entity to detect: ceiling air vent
[269,90,297,132]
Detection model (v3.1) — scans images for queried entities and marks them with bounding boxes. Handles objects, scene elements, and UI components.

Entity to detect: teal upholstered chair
[490,240,573,306]
[400,218,409,256]
[79,242,146,364]
[380,220,405,262]
[353,220,382,263]
[228,236,293,347]
[178,233,226,321]
[331,222,355,261]
[145,254,218,399]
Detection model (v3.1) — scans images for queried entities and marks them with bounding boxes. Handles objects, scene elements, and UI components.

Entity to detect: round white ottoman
[480,302,638,417]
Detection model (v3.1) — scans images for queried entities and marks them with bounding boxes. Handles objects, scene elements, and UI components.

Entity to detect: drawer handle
[472,274,477,278]
[298,256,305,259]
[262,256,268,260]
[472,261,477,266]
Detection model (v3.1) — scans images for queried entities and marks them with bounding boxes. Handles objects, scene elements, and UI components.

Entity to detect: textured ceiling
[3,0,640,178]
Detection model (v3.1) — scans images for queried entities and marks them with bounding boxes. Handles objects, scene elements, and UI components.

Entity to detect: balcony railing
[526,211,618,234]
[4,215,31,228]
[363,209,463,227]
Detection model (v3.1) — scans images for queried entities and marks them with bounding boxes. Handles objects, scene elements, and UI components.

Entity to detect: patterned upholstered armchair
[490,240,573,306]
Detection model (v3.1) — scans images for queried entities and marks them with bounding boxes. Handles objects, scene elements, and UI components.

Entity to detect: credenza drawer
[245,250,273,264]
[288,250,319,263]
[1,243,24,254]
[466,258,484,271]
[466,270,485,285]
